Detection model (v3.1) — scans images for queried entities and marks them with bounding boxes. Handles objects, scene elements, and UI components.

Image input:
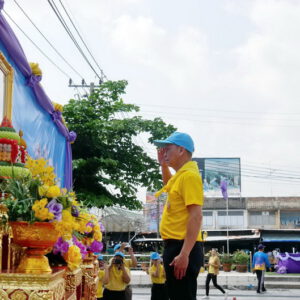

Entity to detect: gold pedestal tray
[10,221,60,274]
[0,269,65,299]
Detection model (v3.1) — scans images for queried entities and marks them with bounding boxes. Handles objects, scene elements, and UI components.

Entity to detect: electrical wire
[13,0,83,80]
[58,0,107,80]
[133,103,300,116]
[139,111,300,128]
[47,0,102,80]
[3,10,70,78]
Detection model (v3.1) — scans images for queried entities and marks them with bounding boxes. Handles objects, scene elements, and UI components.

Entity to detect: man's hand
[154,259,160,266]
[170,252,189,280]
[128,247,134,255]
[157,148,167,166]
[120,242,127,252]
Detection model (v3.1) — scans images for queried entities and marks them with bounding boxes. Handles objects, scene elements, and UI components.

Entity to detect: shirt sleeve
[125,259,133,268]
[181,172,204,206]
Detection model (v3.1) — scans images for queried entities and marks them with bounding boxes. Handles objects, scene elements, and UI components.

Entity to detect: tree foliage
[63,80,176,209]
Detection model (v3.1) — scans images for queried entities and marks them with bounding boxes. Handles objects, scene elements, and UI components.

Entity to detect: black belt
[163,239,203,247]
[163,239,184,246]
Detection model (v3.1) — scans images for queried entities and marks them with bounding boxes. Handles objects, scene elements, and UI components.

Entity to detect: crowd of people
[95,243,272,300]
[95,131,274,300]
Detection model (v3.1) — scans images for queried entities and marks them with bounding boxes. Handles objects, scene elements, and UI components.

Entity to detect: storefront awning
[206,234,260,242]
[262,233,300,243]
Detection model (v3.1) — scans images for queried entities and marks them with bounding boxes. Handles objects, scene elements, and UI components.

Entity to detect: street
[132,288,300,300]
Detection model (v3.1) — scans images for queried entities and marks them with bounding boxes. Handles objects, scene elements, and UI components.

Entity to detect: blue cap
[150,252,160,260]
[258,244,266,250]
[114,244,121,252]
[114,251,125,258]
[97,254,104,260]
[153,132,194,153]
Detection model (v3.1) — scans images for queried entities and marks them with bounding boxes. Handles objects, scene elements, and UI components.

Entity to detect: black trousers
[151,283,168,300]
[205,273,225,296]
[124,285,132,300]
[255,270,266,292]
[103,289,125,300]
[163,240,203,300]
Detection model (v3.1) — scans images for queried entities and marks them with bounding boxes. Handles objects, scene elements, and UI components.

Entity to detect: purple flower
[47,199,63,221]
[73,236,88,259]
[88,240,103,253]
[99,222,105,232]
[85,222,95,234]
[71,205,79,217]
[53,237,69,255]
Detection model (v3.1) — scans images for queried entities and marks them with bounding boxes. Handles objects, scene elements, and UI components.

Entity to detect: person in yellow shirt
[154,132,204,300]
[112,243,137,300]
[97,255,109,300]
[144,252,168,300]
[202,249,227,299]
[103,252,131,300]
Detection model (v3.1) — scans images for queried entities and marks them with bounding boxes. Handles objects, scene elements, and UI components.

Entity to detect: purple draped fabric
[277,253,300,273]
[0,2,76,189]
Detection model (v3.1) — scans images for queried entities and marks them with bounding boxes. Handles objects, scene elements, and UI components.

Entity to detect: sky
[4,0,300,199]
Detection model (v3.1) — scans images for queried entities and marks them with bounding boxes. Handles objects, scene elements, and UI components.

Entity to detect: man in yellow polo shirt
[154,132,204,300]
[103,252,131,300]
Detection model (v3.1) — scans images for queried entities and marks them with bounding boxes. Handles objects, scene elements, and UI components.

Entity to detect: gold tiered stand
[64,268,82,300]
[80,253,99,300]
[0,269,65,299]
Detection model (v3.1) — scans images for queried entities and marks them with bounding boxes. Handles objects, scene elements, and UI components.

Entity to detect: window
[217,210,244,227]
[0,52,13,120]
[280,212,300,226]
[203,211,213,227]
[249,211,276,226]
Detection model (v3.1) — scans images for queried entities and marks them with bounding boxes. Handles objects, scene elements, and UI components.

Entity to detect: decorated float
[0,1,102,299]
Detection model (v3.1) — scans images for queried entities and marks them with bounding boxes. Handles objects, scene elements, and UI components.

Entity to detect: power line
[13,0,83,80]
[58,0,107,80]
[47,0,102,80]
[140,111,300,128]
[3,10,70,78]
[140,108,300,122]
[133,103,300,116]
[202,159,300,177]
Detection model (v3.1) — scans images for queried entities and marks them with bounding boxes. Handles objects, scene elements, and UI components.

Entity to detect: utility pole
[68,78,103,95]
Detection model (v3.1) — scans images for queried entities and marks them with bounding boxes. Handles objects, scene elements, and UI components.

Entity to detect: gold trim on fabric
[0,52,14,120]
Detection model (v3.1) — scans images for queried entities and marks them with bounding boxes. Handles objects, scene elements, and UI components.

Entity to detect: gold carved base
[81,257,98,300]
[17,248,52,274]
[65,267,82,296]
[0,269,65,299]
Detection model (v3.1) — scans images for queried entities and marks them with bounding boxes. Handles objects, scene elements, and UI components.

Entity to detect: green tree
[63,80,176,209]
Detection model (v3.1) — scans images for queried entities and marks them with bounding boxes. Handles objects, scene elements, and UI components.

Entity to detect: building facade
[202,196,300,230]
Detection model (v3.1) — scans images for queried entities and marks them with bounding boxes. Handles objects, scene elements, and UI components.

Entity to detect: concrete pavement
[132,287,300,300]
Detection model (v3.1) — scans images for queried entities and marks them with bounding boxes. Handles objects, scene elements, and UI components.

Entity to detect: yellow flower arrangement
[32,198,54,221]
[38,184,61,198]
[25,157,56,186]
[63,245,82,271]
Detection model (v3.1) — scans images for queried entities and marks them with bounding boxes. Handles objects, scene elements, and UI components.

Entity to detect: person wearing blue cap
[103,252,131,300]
[111,242,137,300]
[97,255,109,299]
[154,132,204,300]
[252,244,270,294]
[143,252,168,300]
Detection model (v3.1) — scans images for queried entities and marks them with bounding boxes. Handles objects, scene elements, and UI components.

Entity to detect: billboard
[194,158,241,198]
[143,192,166,232]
